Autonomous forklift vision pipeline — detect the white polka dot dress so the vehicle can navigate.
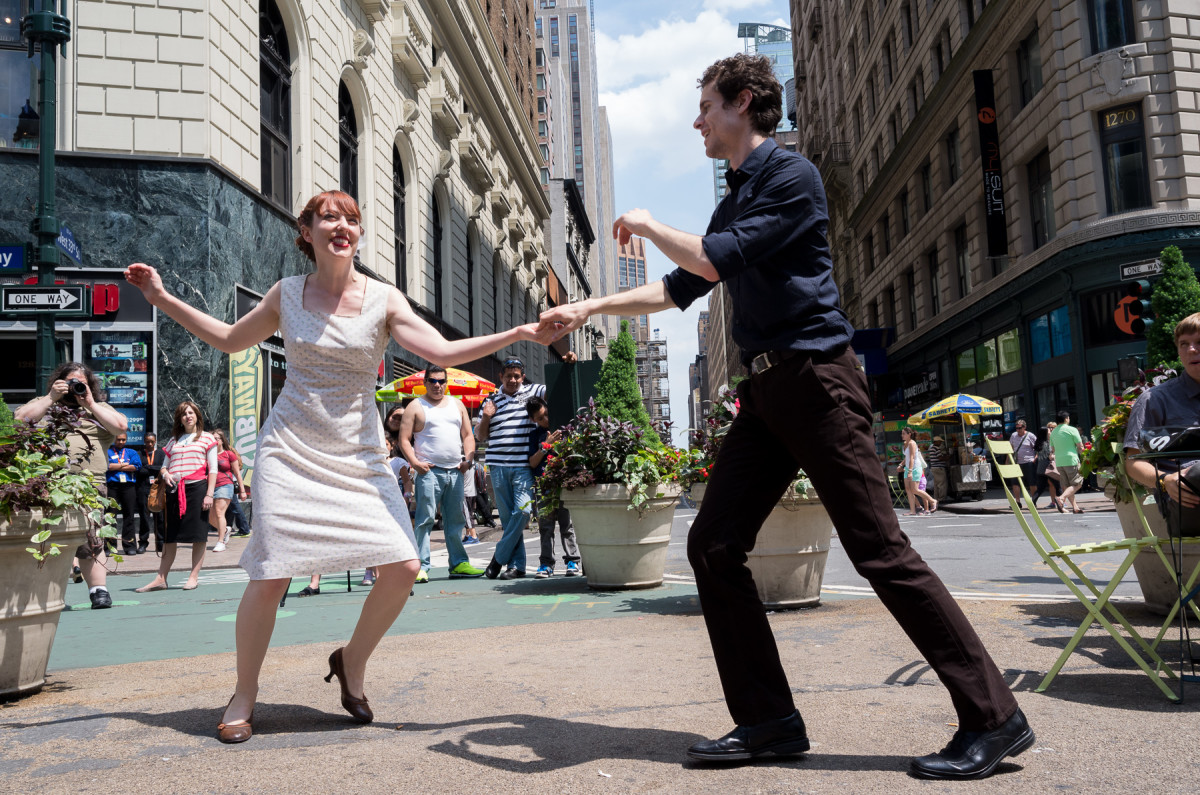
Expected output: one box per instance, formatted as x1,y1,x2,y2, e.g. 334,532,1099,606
239,275,417,580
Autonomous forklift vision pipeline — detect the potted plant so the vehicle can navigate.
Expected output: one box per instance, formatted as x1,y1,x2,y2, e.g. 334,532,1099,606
536,399,679,590
685,384,834,610
1,398,117,699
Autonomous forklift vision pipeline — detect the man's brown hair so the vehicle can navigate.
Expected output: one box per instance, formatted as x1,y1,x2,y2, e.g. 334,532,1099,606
698,53,783,136
1174,311,1200,345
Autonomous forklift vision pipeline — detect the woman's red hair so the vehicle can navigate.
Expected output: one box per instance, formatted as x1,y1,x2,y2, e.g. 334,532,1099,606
295,191,362,262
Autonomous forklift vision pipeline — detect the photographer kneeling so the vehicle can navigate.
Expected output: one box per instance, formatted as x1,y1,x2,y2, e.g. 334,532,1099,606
15,362,128,609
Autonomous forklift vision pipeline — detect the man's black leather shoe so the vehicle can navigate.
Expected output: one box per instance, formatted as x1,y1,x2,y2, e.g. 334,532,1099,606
484,558,502,579
910,708,1034,780
686,710,809,762
89,589,113,609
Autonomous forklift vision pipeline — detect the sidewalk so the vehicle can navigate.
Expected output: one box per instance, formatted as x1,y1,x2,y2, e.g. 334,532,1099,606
936,488,1115,516
2,583,1196,792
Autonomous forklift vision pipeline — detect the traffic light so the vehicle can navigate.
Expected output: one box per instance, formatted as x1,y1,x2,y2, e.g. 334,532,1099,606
1127,279,1153,334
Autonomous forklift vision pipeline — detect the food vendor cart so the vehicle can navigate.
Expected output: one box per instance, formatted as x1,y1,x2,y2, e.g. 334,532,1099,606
909,394,1000,502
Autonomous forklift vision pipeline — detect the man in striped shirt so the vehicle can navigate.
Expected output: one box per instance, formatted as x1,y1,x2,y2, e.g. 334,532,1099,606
476,358,546,578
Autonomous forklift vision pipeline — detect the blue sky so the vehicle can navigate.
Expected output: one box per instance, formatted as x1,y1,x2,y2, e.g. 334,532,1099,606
591,0,791,445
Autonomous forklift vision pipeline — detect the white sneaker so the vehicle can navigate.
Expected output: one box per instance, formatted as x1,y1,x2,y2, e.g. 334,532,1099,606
212,541,227,552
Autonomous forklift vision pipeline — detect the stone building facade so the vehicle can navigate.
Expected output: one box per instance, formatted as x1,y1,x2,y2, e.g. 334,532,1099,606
791,0,1200,432
0,0,554,442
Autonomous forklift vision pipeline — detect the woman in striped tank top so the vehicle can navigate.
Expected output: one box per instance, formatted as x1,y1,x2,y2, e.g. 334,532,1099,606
135,400,218,592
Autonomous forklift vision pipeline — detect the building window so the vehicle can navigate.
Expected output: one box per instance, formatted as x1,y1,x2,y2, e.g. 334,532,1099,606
549,16,559,57
882,42,894,87
1089,0,1135,53
853,105,862,144
338,81,358,199
888,110,899,147
880,213,891,256
901,3,915,49
927,248,941,314
1099,103,1151,214
864,233,875,274
904,269,917,332
907,72,924,121
945,128,961,184
921,159,933,212
431,198,444,318
1030,306,1072,363
954,222,971,297
884,285,896,328
259,0,291,207
900,188,911,236
393,146,406,293
1027,148,1055,248
1017,27,1043,108
535,17,542,38
964,0,977,31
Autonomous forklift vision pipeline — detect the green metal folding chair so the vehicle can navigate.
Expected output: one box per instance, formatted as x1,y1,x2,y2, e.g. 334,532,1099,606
986,438,1183,701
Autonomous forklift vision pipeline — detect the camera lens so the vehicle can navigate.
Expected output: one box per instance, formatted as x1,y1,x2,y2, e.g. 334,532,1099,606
68,378,87,396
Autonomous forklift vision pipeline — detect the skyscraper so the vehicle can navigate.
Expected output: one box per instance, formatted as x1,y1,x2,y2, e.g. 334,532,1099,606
535,1,618,350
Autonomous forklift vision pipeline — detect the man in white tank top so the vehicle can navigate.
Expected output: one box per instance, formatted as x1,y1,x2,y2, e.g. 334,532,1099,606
398,366,486,582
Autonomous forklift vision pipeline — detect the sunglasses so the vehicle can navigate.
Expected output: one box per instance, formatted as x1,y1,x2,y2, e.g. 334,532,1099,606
425,377,447,385
502,358,524,369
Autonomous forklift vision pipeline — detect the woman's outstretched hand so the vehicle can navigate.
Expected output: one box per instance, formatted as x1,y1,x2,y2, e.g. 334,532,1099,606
518,321,562,346
124,263,167,305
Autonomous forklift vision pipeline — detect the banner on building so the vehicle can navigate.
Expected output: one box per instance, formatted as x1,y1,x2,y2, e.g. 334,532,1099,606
972,70,1008,258
229,347,263,487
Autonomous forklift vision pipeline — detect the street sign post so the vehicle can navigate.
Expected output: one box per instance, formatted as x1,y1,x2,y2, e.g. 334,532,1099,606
21,3,72,391
55,225,82,265
1,284,90,317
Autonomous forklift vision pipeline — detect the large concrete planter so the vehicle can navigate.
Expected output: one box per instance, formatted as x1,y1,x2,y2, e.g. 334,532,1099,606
1114,497,1200,616
562,483,680,590
1,510,89,700
691,484,833,610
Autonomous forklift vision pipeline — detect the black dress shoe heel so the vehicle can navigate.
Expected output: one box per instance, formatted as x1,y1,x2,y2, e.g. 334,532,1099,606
910,708,1035,780
325,647,373,723
687,710,809,762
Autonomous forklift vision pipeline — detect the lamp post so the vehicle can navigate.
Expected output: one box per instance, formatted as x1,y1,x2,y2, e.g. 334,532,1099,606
21,1,71,392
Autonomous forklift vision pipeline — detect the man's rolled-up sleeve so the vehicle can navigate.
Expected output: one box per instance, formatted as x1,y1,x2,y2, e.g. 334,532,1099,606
662,267,717,311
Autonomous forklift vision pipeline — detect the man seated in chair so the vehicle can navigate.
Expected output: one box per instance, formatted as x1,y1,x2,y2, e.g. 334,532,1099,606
1123,312,1200,511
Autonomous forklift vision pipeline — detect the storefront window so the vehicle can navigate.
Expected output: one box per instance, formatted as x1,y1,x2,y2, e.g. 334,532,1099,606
1030,307,1071,363
957,348,976,388
974,339,997,382
1049,306,1072,356
1036,380,1076,427
85,332,153,445
997,328,1021,374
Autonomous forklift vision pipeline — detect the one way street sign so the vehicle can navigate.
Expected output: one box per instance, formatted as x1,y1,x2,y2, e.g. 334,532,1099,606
1,285,90,316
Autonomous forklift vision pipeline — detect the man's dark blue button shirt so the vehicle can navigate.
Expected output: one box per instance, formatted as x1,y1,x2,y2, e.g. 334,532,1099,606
662,139,852,363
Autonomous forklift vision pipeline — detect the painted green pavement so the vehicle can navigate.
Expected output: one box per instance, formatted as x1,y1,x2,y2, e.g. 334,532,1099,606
49,570,712,672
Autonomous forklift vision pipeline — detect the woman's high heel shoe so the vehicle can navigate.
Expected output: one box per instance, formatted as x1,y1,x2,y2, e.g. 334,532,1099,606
217,696,254,744
324,647,373,723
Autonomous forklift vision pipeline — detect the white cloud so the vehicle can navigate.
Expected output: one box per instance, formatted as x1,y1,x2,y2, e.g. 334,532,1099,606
702,0,774,12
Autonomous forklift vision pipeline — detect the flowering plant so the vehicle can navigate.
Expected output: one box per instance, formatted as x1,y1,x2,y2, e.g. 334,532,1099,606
1079,367,1176,504
0,401,118,564
536,399,676,516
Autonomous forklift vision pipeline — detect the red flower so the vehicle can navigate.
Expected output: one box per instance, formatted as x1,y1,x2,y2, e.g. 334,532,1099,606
541,442,552,450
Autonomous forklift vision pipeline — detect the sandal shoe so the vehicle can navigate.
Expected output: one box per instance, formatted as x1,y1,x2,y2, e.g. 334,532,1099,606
182,581,199,591
296,585,320,597
217,696,254,744
324,647,373,723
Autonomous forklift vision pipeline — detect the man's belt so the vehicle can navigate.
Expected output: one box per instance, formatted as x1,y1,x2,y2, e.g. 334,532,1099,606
749,349,801,376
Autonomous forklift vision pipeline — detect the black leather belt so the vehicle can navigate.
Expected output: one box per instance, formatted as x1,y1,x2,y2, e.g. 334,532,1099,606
748,349,801,376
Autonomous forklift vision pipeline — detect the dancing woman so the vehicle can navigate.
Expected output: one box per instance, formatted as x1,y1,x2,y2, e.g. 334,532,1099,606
126,190,554,743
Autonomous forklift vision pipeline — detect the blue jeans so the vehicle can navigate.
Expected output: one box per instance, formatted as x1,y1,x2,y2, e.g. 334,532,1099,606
490,464,532,571
414,467,469,571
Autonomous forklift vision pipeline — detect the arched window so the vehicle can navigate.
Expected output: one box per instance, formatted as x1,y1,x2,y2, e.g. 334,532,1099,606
431,198,444,318
338,81,358,199
392,146,406,292
465,229,476,336
259,0,291,206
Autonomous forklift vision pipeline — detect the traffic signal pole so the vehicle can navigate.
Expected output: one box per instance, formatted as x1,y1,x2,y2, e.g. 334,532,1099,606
21,2,71,393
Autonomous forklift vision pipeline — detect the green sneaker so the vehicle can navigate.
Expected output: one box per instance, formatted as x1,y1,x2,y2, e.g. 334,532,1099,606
448,561,486,579
414,569,429,584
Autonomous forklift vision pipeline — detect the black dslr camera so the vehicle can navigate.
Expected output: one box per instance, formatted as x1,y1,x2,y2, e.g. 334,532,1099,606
66,378,88,396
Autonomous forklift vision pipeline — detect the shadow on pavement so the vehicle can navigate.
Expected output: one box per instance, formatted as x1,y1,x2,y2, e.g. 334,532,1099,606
491,579,703,617
398,713,706,770
0,703,372,741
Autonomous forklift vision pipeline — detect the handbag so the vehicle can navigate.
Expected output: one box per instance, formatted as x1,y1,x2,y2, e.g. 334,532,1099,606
147,479,166,513
1043,457,1060,482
